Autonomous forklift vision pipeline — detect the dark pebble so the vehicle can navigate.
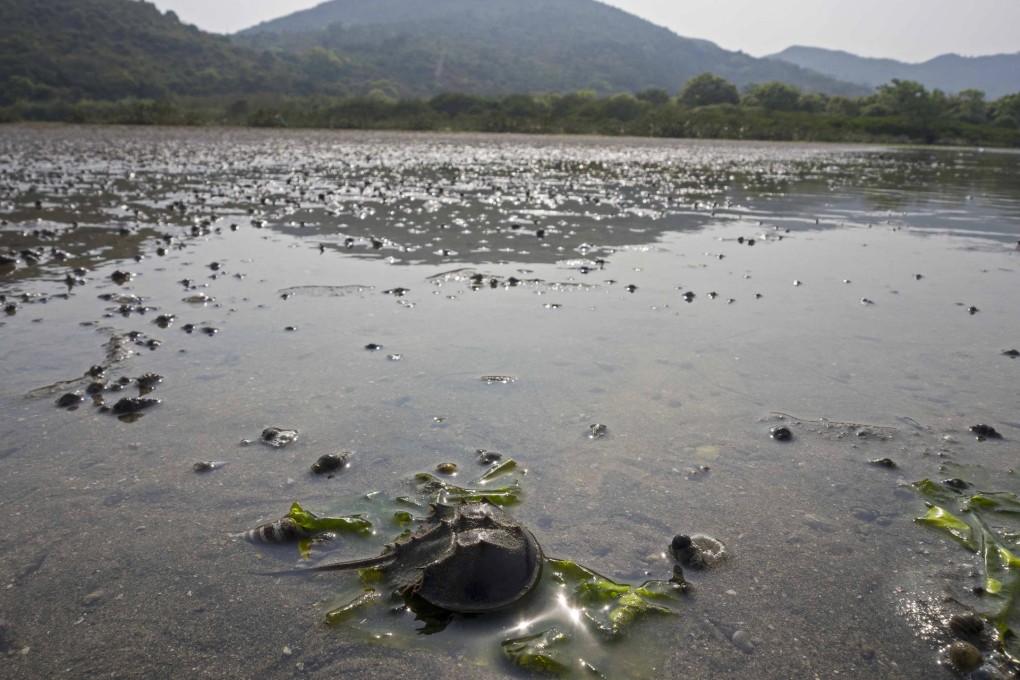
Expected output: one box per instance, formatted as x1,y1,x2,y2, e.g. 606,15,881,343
365,343,383,351
136,373,163,390
477,449,503,464
56,391,84,408
869,458,898,469
154,314,175,328
943,478,970,490
589,423,608,439
111,397,161,415
311,452,349,475
770,426,792,441
1002,349,1019,358
969,424,1001,439
671,534,693,553
261,427,298,448
948,612,985,639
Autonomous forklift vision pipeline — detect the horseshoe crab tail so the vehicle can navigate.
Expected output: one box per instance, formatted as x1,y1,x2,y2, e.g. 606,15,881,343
258,553,394,576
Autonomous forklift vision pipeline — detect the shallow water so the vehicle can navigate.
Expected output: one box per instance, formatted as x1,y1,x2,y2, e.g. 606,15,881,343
1,126,1019,679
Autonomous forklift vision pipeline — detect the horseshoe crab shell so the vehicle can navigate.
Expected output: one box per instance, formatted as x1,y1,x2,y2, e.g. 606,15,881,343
310,499,543,614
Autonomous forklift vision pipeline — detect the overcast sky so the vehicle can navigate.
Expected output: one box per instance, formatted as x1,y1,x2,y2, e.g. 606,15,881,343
150,0,1020,63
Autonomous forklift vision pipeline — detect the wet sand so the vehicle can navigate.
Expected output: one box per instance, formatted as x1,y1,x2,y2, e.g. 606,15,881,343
1,126,1018,679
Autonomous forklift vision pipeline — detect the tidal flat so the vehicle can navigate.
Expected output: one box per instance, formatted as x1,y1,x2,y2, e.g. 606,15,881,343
1,126,1019,679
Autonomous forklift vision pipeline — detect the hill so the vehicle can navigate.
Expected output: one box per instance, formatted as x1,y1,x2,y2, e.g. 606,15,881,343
768,46,1020,99
0,0,333,104
236,0,868,97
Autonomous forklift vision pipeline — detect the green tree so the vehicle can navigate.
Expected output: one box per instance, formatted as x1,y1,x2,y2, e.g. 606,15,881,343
874,79,936,119
603,93,644,121
826,95,860,118
679,73,739,108
500,93,543,118
742,82,802,111
635,88,670,106
798,93,828,114
949,89,988,125
302,47,345,82
991,93,1020,128
429,92,489,117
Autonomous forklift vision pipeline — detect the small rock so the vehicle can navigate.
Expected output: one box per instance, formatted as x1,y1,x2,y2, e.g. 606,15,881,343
193,461,227,473
81,590,105,606
588,423,608,439
1002,349,1019,358
311,453,349,475
869,457,898,469
732,630,755,654
56,391,85,408
477,449,502,464
261,428,299,448
948,612,985,639
110,397,160,415
436,462,458,475
669,533,727,570
770,426,792,442
969,424,1001,440
481,375,515,384
946,641,982,672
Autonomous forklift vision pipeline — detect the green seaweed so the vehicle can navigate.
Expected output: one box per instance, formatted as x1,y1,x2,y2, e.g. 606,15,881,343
913,478,1020,663
477,459,518,483
916,504,976,550
286,501,373,536
502,628,573,676
550,559,683,637
325,589,382,625
414,472,522,506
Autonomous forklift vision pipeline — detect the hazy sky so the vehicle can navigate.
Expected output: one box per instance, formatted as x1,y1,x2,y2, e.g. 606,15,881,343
151,0,1020,63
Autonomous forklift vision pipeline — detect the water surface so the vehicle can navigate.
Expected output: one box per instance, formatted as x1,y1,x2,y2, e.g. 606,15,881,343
1,127,1019,679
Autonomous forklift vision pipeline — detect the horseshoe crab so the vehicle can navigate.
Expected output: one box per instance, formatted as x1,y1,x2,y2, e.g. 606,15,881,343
304,500,543,614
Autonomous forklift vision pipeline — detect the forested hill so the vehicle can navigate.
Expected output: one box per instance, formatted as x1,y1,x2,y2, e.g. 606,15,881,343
0,0,331,103
769,46,1020,99
235,0,868,97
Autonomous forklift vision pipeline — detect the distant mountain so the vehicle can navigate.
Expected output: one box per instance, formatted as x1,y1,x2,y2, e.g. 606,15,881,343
0,0,332,103
236,0,868,97
768,46,1020,99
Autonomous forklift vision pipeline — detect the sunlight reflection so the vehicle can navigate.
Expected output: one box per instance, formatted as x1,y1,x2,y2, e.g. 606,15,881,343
557,591,584,626
511,585,589,635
